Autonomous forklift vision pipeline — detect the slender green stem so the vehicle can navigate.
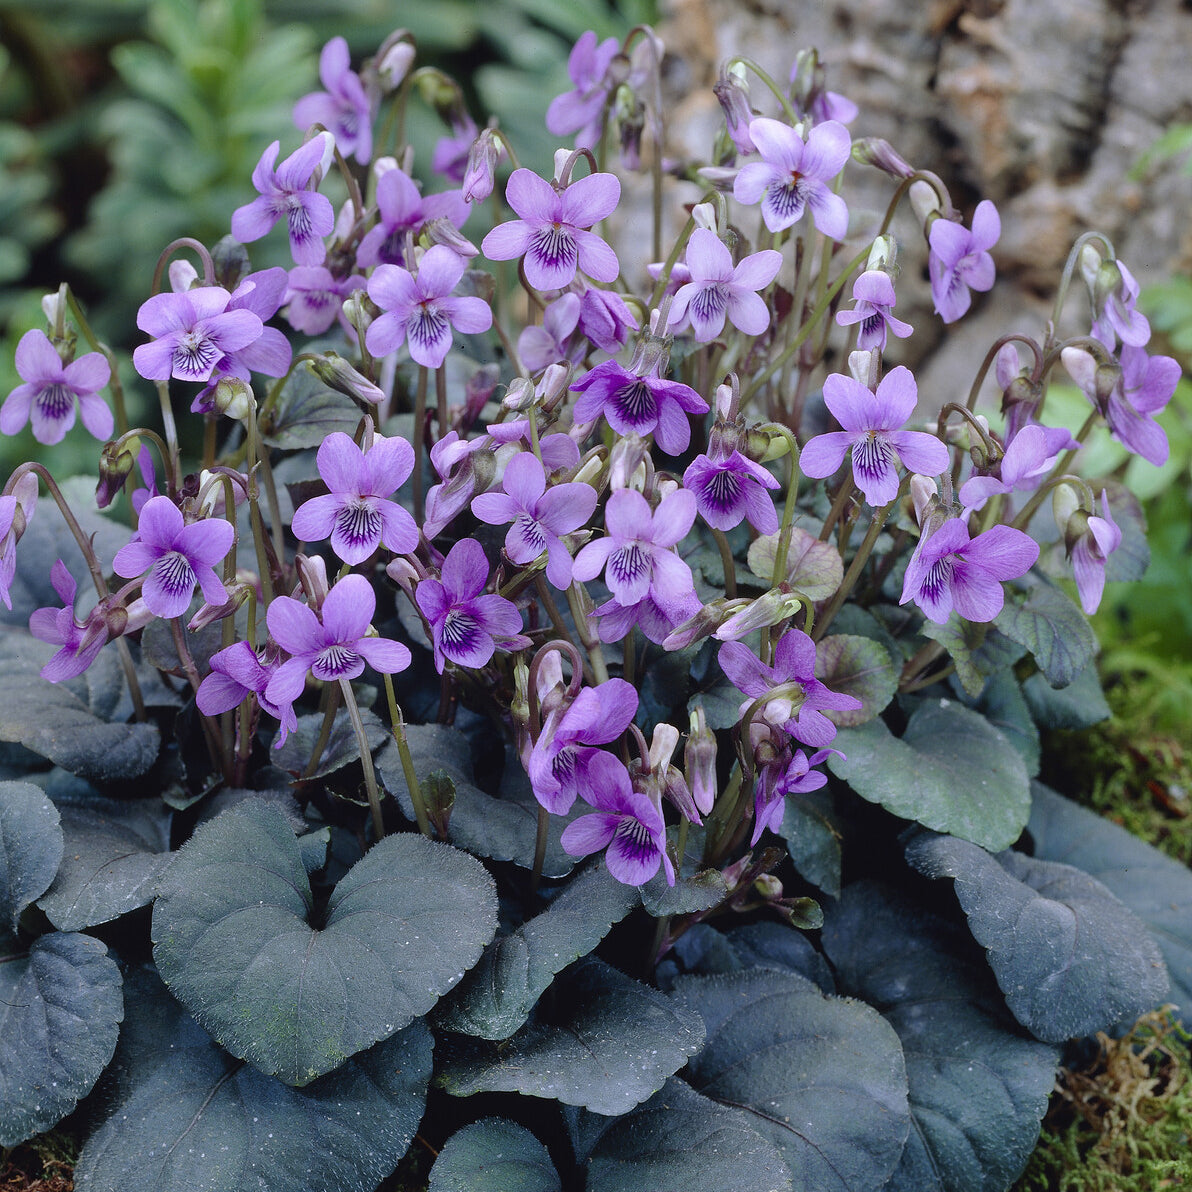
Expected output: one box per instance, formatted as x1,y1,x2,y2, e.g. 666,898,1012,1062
339,678,385,842
383,674,432,837
726,56,798,123
531,805,549,893
566,582,609,683
303,682,341,779
711,527,737,600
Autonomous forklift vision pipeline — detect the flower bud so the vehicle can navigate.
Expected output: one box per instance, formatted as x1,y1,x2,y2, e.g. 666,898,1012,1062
865,234,897,274
714,588,803,641
713,68,755,155
376,38,415,91
753,873,783,900
96,436,141,508
341,290,373,337
662,598,750,651
691,201,719,233
41,291,65,327
1051,482,1085,541
462,127,502,204
909,474,938,528
608,433,650,490
295,553,329,609
309,353,385,405
571,449,605,488
553,148,573,184
211,235,251,291
169,259,199,292
424,217,479,258
847,348,880,389
685,707,718,815
385,556,420,597
851,137,915,179
212,376,254,422
502,377,537,412
909,180,943,230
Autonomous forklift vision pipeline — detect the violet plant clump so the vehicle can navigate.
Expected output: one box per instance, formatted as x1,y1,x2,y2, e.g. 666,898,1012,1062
0,24,1187,1192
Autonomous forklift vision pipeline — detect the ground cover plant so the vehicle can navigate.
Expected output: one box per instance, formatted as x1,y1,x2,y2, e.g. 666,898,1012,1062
1,14,1190,1192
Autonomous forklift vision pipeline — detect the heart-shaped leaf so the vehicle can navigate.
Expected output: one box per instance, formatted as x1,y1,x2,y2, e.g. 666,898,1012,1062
75,966,431,1192
438,957,705,1115
748,527,843,600
905,832,1170,1042
37,793,171,931
672,968,909,1192
1022,663,1111,730
429,1119,561,1192
972,671,1040,776
829,699,1030,851
0,780,62,931
995,579,1096,688
153,800,497,1085
0,930,123,1146
814,634,896,727
259,363,362,449
657,922,836,995
822,882,1058,1192
778,787,843,897
920,618,1025,699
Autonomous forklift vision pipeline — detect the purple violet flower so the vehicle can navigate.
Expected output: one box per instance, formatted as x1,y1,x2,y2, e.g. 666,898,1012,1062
265,574,411,707
481,168,621,292
518,293,584,373
414,538,526,673
570,358,709,455
1069,489,1122,615
752,746,840,845
284,266,366,336
577,285,639,354
1062,343,1180,468
546,31,620,149
133,288,263,384
471,451,597,589
293,37,375,165
28,560,111,682
683,448,780,533
356,167,469,269
291,432,419,565
112,496,235,619
733,117,851,238
1,329,112,446
718,629,861,749
432,113,480,183
959,423,1075,511
196,640,297,745
1090,259,1150,349
900,516,1039,624
928,200,999,323
668,228,782,343
799,366,950,506
559,751,675,886
231,138,336,266
0,475,37,612
835,270,913,351
366,245,493,369
591,585,702,647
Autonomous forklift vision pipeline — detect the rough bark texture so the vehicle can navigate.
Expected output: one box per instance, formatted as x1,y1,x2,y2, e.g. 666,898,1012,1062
651,0,1192,407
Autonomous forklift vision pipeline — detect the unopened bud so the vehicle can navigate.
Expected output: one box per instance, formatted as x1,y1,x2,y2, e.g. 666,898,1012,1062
910,474,938,528
1078,242,1107,295
909,180,943,230
376,38,415,91
1051,482,1084,540
421,769,457,827
424,217,478,258
714,588,803,641
865,234,897,274
385,556,420,596
571,450,605,488
462,127,502,204
848,348,880,389
169,259,199,292
742,424,790,464
211,236,251,291
212,376,254,421
96,436,141,508
537,362,571,408
713,68,755,155
97,600,129,641
685,707,718,815
608,433,650,490
851,137,915,179
41,291,65,327
309,353,385,405
691,201,718,233
753,873,783,900
295,553,329,609
553,148,572,184
187,590,242,632
502,377,537,412
341,290,373,333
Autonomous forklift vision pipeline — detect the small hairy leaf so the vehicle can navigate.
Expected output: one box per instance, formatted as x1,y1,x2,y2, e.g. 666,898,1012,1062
748,527,843,600
920,618,1025,698
429,1119,561,1192
995,579,1097,688
0,780,62,931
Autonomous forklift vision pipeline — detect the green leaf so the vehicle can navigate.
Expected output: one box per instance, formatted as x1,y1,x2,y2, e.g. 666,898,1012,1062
905,832,1170,1042
37,793,171,931
1021,662,1111,730
152,800,497,1085
0,635,161,783
778,788,843,897
438,957,705,1115
273,707,390,778
814,634,897,727
822,882,1058,1192
0,780,62,931
0,930,123,1147
640,865,728,916
748,526,844,600
829,700,1031,851
673,969,909,1191
429,1119,561,1192
920,617,1025,698
659,922,836,995
75,967,431,1192
259,363,364,450
973,671,1040,777
995,580,1097,688
436,863,639,1040
587,1077,793,1192
1028,782,1192,1015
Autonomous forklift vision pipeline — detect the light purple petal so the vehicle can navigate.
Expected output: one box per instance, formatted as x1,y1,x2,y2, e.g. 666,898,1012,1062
355,637,412,674
888,429,949,477
322,573,375,642
798,430,852,479
950,564,1006,622
559,171,621,228
481,220,533,262
962,524,1039,581
367,263,420,313
718,640,772,698
196,670,250,716
442,538,489,601
443,294,493,335
536,481,597,534
112,539,160,579
805,183,849,240
730,248,782,292
650,488,697,547
559,812,618,857
378,502,419,555
416,245,467,298
265,656,311,708
747,118,802,169
15,329,62,382
684,228,733,283
176,517,235,567
291,493,340,542
725,289,771,337
800,120,851,179
266,595,326,656
504,169,559,224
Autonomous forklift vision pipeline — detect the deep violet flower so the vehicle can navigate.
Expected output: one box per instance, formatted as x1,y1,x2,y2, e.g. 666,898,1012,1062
576,285,639,354
29,560,111,682
928,200,1000,323
958,423,1074,511
283,266,367,336
718,628,862,749
471,451,597,589
732,117,850,238
834,270,913,351
195,640,297,745
683,448,780,533
265,574,411,708
231,137,336,266
900,516,1039,624
668,228,782,343
1,329,112,445
546,31,620,149
559,751,675,887
366,246,492,369
132,288,263,384
414,538,526,673
481,168,621,292
290,432,419,565
356,167,469,269
112,496,235,619
799,366,950,506
752,746,841,845
570,359,708,455
293,37,376,165
527,677,638,814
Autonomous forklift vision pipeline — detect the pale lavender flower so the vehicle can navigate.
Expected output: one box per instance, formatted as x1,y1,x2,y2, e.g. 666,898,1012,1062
293,37,375,165
559,752,675,887
471,451,597,589
28,561,111,682
266,574,411,707
590,585,702,647
835,270,913,351
713,70,756,155
959,423,1075,511
231,138,336,266
799,366,950,506
518,293,583,373
752,746,840,845
133,288,263,384
1062,343,1180,467
668,228,781,343
365,245,493,369
900,517,1039,624
291,432,419,565
196,640,297,745
284,266,366,336
462,128,505,204
546,31,620,149
432,113,479,182
112,496,235,619
1,329,112,445
683,448,780,532
356,167,469,269
414,537,526,673
0,475,37,611
928,200,999,323
1090,259,1150,349
481,168,621,291
733,117,850,238
570,359,708,455
576,285,639,353
1069,490,1122,615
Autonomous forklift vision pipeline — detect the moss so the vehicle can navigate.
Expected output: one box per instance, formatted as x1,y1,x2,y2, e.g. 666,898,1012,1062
1015,1008,1192,1191
0,1130,78,1192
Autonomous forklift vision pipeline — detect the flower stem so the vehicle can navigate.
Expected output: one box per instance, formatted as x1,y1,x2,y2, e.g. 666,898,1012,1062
339,677,385,843
383,674,432,837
